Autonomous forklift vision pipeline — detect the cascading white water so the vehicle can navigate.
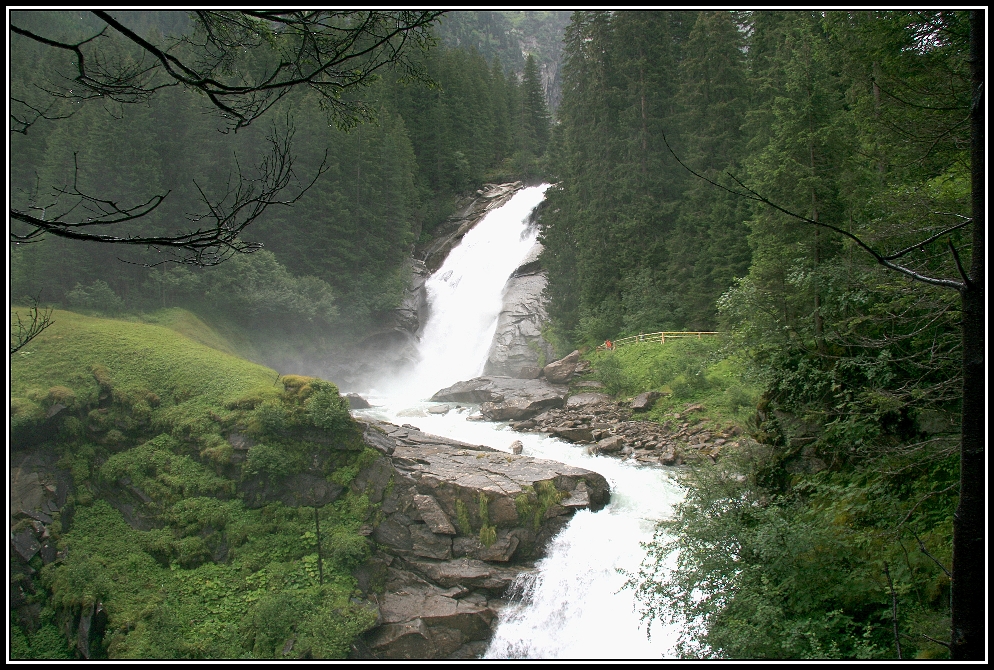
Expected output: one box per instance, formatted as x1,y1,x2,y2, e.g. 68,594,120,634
376,184,549,403
357,184,684,659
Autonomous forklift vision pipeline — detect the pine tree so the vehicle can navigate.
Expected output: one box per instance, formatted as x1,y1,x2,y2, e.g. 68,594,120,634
520,53,552,156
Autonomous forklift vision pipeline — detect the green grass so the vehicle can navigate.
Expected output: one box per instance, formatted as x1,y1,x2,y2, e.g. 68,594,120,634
10,308,283,446
11,307,278,411
588,337,761,429
10,307,377,659
138,308,250,359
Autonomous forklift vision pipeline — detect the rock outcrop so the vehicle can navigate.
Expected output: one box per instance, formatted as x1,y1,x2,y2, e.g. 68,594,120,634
419,182,525,273
395,258,430,334
351,419,610,659
483,241,555,378
542,350,581,384
430,376,569,421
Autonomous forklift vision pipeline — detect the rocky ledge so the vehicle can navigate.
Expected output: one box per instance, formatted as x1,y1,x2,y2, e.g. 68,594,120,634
350,419,609,659
430,376,569,422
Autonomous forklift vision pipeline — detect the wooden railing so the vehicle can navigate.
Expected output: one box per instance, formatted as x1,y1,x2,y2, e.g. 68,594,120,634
596,331,720,351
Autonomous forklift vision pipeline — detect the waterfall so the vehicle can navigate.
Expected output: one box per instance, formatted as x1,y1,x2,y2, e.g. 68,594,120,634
358,184,684,659
381,184,549,401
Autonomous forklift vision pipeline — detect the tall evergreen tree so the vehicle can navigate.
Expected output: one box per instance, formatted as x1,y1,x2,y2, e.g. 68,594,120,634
520,53,552,156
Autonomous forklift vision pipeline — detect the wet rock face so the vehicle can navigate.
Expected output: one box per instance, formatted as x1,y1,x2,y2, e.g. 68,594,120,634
484,242,556,378
361,564,504,660
395,258,430,334
351,419,610,659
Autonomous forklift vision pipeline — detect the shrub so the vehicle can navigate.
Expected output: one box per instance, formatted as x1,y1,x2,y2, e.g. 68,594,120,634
66,280,126,314
304,381,351,433
243,443,299,482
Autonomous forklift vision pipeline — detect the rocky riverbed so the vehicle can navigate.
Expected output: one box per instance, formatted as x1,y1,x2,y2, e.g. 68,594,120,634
426,350,749,469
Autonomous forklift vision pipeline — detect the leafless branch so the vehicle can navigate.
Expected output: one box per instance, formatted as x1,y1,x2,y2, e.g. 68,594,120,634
57,10,445,131
10,119,327,266
10,298,54,355
9,10,443,263
10,96,78,134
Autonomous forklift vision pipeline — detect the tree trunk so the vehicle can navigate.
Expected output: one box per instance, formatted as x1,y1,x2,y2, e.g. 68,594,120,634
949,9,984,660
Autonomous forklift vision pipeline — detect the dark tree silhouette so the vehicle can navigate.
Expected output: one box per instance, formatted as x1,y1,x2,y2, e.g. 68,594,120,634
661,10,983,659
9,10,444,265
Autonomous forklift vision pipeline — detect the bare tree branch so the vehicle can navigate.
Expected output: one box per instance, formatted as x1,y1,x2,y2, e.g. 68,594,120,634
660,131,968,291
10,10,445,132
11,119,327,267
10,298,54,355
9,10,444,265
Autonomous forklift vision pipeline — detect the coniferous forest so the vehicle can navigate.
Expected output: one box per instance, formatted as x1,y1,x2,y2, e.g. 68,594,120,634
8,10,984,660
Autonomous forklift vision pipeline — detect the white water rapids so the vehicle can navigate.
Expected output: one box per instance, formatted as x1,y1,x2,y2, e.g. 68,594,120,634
355,185,684,659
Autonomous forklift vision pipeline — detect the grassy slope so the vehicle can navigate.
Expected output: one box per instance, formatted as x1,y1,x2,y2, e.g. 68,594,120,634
11,307,275,408
10,308,376,660
586,336,760,431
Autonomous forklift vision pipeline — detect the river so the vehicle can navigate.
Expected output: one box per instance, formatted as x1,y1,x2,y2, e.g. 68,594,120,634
354,185,684,659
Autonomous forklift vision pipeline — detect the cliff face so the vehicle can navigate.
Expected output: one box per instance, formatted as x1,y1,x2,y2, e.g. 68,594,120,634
484,240,555,378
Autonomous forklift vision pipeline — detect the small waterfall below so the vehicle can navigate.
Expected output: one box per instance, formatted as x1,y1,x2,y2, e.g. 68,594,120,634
357,184,684,659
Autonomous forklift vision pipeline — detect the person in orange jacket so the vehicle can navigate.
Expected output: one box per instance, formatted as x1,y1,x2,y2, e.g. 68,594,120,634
605,339,613,350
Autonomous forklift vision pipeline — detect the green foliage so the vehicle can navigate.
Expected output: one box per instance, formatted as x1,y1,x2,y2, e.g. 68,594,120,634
10,309,378,659
66,280,126,315
454,499,473,535
204,250,338,326
590,338,760,426
479,524,498,547
101,435,233,503
240,586,377,659
303,381,352,433
242,443,302,483
330,447,381,489
628,447,956,659
514,481,569,531
10,618,73,660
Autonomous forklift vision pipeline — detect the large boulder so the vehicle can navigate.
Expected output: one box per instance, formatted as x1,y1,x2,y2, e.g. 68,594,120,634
431,376,568,421
351,419,612,659
542,350,581,384
631,391,661,412
483,242,556,378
